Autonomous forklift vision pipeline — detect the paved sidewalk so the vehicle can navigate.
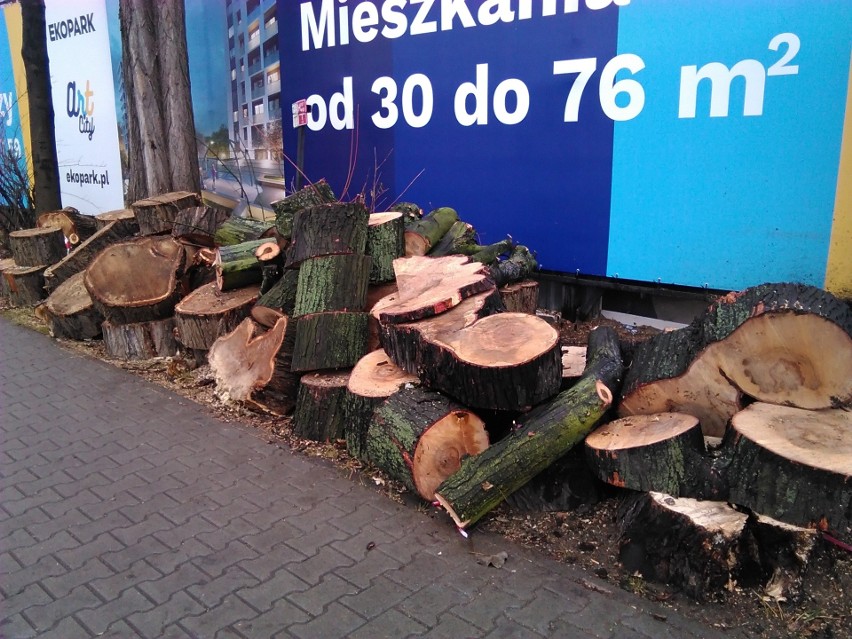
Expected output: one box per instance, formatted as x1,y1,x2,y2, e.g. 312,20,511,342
0,320,731,639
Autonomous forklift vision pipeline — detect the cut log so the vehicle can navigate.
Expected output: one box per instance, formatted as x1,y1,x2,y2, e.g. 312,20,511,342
390,201,422,225
94,208,139,236
469,239,514,265
344,348,418,461
9,227,66,266
499,279,539,314
618,492,750,601
41,271,103,340
750,513,818,603
1,263,46,306
255,241,282,263
44,221,127,292
366,281,398,352
585,413,727,500
291,311,369,372
490,245,539,288
367,212,404,283
171,206,230,247
374,255,495,324
271,179,336,239
619,283,852,436
294,254,371,317
174,282,260,351
404,207,458,256
260,264,282,294
84,236,186,324
285,201,369,268
293,371,352,441
208,316,298,415
427,221,476,258
255,268,299,316
132,191,201,235
214,239,268,291
102,317,179,360
251,305,286,330
727,402,852,534
434,326,624,528
562,346,587,381
213,216,278,246
367,386,489,500
37,207,97,245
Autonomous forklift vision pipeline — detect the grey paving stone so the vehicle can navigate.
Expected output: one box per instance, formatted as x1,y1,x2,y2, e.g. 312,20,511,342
289,601,367,639
178,594,260,638
0,614,38,639
285,573,356,617
347,607,428,639
20,584,104,634
31,615,92,639
285,546,354,586
235,566,311,613
414,611,485,639
126,590,208,638
397,583,472,628
188,565,260,609
41,558,112,599
231,600,310,637
87,558,164,601
340,574,413,619
75,586,156,635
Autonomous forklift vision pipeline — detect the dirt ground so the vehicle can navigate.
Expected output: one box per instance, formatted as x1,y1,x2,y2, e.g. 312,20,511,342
3,303,849,639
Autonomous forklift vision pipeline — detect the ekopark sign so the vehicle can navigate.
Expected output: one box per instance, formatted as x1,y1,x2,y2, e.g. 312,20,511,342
279,0,852,293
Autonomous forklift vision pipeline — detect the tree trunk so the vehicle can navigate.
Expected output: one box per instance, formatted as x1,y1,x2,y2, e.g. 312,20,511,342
84,236,186,324
285,201,370,268
94,209,139,236
404,207,458,256
255,268,299,316
19,0,62,213
291,311,369,372
294,254,371,317
427,221,476,258
174,282,260,351
1,262,46,306
490,245,538,288
344,348,418,461
367,212,404,283
9,227,65,266
132,191,201,236
293,371,352,442
367,386,489,500
214,216,278,246
434,326,624,529
40,271,103,340
214,239,268,291
102,317,179,360
271,179,336,239
44,221,127,292
499,279,539,314
172,206,230,247
37,208,98,245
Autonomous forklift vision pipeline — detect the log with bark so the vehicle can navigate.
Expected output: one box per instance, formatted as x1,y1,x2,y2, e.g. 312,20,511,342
214,239,268,291
291,311,369,372
174,282,260,351
285,201,369,268
293,254,371,317
208,316,298,415
367,212,404,283
9,226,66,267
367,386,489,501
94,208,139,236
292,371,351,441
366,281,398,352
84,235,186,324
44,221,127,292
619,283,852,436
433,326,624,529
404,207,458,256
132,191,201,235
271,179,336,240
344,348,418,461
499,279,539,314
254,269,299,318
102,317,179,360
489,245,539,288
213,216,278,246
426,221,476,258
172,206,230,247
0,262,46,306
40,271,103,340
37,207,97,245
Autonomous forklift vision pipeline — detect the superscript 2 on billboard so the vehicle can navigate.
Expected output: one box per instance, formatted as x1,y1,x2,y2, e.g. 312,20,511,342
279,0,852,292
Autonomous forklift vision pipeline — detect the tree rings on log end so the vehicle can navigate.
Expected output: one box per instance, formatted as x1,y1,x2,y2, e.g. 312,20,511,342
43,271,103,340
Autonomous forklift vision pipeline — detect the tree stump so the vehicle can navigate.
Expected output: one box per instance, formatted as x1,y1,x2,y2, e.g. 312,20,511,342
292,371,352,441
213,216,278,246
44,221,127,293
344,348,418,461
172,206,230,247
285,201,369,268
292,311,369,372
1,263,46,306
367,212,404,283
499,279,539,314
37,207,97,245
619,283,852,436
94,209,139,236
41,271,103,340
294,254,371,317
84,236,186,324
174,282,260,351
404,207,458,256
208,316,299,415
9,227,66,266
727,402,852,533
367,386,489,500
434,326,624,529
132,191,201,235
271,179,336,239
618,492,750,601
102,317,179,360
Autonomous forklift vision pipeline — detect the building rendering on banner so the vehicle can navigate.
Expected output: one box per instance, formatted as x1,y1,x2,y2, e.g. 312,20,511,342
226,0,282,166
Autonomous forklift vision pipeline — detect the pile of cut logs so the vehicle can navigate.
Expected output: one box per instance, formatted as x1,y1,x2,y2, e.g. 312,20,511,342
5,184,850,602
